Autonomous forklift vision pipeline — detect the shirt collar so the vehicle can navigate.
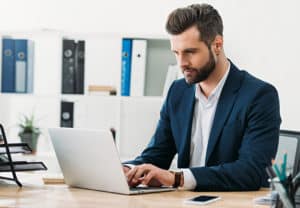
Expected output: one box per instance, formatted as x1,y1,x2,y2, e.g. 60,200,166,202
195,62,231,101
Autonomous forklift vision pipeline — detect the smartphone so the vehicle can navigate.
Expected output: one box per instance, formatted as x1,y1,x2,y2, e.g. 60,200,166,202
184,195,221,205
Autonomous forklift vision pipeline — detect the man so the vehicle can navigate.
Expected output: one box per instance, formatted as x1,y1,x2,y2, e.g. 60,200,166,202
123,3,281,191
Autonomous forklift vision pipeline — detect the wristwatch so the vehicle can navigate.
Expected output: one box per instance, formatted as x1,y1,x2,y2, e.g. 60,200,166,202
170,171,183,188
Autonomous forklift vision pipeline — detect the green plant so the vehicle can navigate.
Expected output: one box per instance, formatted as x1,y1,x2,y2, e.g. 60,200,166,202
18,114,41,135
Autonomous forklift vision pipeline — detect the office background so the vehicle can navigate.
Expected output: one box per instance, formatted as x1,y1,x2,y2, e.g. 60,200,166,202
0,0,299,171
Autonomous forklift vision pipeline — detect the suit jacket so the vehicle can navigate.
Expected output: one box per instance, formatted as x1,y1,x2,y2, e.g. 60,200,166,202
127,61,281,191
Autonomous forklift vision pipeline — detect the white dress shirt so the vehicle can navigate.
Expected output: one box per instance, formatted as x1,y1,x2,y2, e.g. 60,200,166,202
181,63,230,190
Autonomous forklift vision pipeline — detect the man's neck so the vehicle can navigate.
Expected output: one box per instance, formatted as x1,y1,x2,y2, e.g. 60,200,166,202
199,56,229,98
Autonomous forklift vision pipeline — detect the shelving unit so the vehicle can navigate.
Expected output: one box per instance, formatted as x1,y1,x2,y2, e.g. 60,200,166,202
0,30,176,166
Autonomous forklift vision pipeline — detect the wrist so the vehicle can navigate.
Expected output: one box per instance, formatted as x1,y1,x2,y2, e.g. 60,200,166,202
170,171,184,188
180,172,184,187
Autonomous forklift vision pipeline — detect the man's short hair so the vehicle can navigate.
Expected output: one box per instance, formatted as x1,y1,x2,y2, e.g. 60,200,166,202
166,4,223,46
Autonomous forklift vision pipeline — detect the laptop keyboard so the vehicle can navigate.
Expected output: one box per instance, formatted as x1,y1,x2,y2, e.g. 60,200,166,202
130,186,172,191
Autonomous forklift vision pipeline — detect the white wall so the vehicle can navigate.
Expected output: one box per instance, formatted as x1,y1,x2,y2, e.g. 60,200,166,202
0,0,299,131
118,97,162,159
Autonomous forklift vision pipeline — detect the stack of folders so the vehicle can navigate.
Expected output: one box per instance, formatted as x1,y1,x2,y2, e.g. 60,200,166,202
1,38,34,93
121,38,147,96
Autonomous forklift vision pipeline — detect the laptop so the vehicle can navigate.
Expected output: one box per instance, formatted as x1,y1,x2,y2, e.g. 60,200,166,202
48,127,176,195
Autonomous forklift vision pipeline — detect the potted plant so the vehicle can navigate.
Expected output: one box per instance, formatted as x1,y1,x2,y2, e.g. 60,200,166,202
18,114,41,153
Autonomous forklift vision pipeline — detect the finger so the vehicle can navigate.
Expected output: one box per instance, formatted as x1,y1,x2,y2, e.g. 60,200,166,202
126,167,137,183
122,166,130,174
128,178,141,187
141,171,155,185
133,165,149,180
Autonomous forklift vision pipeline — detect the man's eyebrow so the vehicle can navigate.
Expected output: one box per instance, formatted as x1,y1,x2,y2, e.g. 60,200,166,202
171,48,199,53
183,48,199,52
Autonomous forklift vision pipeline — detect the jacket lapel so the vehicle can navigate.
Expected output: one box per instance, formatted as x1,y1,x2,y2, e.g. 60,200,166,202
205,63,243,164
177,84,195,168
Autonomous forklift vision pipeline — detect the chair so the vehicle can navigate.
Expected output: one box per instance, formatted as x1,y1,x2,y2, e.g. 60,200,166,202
275,130,300,177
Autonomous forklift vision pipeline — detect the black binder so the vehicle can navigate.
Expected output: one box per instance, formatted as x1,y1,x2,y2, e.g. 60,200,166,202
74,40,85,94
0,124,47,187
62,39,85,94
60,101,74,128
62,39,76,93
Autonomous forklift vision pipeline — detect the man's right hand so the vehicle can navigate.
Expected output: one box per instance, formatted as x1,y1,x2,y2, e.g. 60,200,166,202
122,165,142,187
123,164,174,188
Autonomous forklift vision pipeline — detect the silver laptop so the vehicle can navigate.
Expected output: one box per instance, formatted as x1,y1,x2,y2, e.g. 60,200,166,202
48,127,175,195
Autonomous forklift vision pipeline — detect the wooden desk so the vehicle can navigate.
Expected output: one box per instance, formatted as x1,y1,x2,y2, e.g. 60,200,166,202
0,173,269,208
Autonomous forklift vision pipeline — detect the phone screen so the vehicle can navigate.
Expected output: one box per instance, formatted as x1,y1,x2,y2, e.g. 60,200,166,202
191,195,219,202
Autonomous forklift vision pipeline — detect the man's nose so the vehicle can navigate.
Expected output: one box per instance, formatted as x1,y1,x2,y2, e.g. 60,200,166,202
177,55,189,69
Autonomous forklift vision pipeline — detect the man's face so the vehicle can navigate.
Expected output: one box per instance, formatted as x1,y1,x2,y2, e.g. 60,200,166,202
170,26,216,84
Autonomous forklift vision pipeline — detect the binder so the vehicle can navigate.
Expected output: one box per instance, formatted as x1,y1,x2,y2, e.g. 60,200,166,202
62,39,85,94
130,39,147,96
1,38,16,92
60,101,74,128
62,39,76,93
26,40,34,93
121,39,132,96
74,40,85,94
14,39,28,93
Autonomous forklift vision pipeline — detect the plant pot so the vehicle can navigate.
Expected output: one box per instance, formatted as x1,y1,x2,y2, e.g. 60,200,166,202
19,132,40,153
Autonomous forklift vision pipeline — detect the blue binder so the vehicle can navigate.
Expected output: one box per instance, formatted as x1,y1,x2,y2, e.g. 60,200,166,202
1,38,16,92
14,39,28,93
121,39,132,96
26,40,34,93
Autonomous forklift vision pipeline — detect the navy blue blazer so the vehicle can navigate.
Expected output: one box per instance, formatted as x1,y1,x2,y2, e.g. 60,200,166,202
127,61,281,191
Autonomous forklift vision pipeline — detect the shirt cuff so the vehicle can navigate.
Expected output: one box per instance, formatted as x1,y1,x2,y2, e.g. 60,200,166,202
181,168,197,190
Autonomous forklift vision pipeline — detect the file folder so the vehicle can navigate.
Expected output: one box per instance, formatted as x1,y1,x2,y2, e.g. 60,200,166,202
62,39,76,93
60,101,74,128
130,39,147,96
74,40,85,94
62,39,85,94
26,40,34,93
121,39,132,96
1,38,16,92
14,39,28,93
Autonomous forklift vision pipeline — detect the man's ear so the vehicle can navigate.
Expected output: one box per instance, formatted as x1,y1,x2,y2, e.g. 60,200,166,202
213,35,223,55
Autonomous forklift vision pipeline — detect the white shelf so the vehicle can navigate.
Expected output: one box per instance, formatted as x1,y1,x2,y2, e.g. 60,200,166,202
0,30,172,161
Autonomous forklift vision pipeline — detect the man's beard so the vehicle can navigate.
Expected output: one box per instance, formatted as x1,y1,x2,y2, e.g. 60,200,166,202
184,49,216,84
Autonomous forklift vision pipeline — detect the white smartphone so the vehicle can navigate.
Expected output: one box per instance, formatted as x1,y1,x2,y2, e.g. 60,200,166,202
184,195,221,205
